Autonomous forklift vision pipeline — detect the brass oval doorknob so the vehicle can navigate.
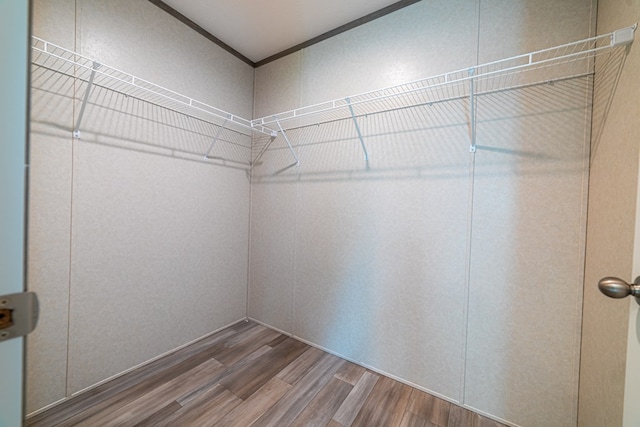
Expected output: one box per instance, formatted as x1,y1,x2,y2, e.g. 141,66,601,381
598,276,640,305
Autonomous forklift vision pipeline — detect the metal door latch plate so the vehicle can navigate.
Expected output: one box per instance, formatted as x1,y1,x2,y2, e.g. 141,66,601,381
0,292,39,342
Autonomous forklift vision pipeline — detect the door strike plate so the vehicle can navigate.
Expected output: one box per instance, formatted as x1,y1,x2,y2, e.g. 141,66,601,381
0,292,39,342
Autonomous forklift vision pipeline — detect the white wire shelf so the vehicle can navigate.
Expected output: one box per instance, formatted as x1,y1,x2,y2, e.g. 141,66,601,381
250,25,635,171
30,25,635,171
31,36,275,138
252,25,636,132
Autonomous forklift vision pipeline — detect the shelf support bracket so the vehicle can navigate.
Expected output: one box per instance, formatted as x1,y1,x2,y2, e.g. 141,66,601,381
346,97,369,163
274,118,300,170
203,119,228,159
73,61,100,139
251,131,278,167
468,68,477,153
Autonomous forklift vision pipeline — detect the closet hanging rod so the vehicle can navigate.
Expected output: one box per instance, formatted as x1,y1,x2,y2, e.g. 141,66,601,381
31,36,275,137
252,24,636,129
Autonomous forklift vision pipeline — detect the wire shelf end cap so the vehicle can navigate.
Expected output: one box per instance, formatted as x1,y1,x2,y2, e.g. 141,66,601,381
612,25,636,47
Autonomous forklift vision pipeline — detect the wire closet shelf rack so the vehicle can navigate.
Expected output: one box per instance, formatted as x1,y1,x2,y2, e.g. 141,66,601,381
31,36,277,169
31,25,636,169
31,36,275,136
250,25,636,168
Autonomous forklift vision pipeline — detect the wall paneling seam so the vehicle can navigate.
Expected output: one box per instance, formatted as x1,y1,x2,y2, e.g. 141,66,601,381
63,0,80,399
459,0,482,405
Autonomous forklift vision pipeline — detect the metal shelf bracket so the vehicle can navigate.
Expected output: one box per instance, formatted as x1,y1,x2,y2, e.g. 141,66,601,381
469,68,477,153
73,61,100,139
346,97,370,163
203,119,228,160
251,133,278,168
274,118,300,172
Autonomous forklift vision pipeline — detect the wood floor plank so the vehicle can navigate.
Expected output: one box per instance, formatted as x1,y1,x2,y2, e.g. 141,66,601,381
447,405,508,427
333,361,366,385
351,375,413,427
332,371,379,426
150,384,229,427
167,386,242,427
430,398,451,427
213,377,292,427
265,333,289,348
251,352,345,427
56,350,227,427
186,324,268,367
447,405,471,427
276,346,326,385
132,400,182,427
407,388,451,426
469,413,507,427
186,391,242,427
206,323,266,350
176,344,273,406
399,411,428,427
220,336,309,400
289,377,353,427
26,320,255,427
74,358,227,426
213,327,282,366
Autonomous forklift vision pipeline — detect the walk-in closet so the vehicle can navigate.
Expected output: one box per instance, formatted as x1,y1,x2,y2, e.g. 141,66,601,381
18,0,640,426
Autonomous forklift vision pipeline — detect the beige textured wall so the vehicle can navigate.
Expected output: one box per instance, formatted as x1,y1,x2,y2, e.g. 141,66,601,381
27,0,77,413
251,0,478,404
579,1,640,426
27,0,254,414
250,1,596,426
26,0,628,424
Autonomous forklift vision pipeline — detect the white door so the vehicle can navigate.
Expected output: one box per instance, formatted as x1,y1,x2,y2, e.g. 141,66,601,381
0,1,30,426
625,172,640,426
623,298,640,426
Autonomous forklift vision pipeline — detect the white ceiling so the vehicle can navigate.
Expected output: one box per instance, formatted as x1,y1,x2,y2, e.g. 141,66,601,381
160,0,402,63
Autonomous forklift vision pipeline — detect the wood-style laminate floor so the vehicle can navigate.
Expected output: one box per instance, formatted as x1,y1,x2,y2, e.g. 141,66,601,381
27,320,507,427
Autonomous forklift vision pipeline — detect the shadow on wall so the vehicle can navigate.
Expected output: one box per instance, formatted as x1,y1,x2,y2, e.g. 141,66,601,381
251,75,594,184
251,98,471,183
590,45,631,160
